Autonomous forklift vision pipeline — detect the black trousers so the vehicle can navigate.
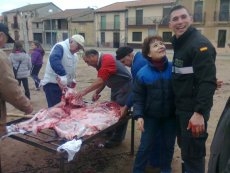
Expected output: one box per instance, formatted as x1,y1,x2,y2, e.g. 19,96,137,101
31,64,42,88
17,78,30,99
176,110,209,173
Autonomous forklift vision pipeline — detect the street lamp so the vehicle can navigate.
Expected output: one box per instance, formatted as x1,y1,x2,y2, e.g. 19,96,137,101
48,9,53,46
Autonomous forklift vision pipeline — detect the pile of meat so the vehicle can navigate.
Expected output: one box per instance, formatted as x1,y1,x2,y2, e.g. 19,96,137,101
14,88,122,140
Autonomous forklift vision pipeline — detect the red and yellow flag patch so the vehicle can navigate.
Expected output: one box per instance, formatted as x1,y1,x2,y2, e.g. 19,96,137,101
200,47,208,52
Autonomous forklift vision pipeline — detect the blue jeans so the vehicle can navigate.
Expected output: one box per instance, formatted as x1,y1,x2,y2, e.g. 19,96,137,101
43,83,62,107
133,116,176,173
148,131,161,167
31,64,42,88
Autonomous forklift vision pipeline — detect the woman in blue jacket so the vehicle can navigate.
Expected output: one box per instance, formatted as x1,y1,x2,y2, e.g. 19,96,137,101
132,35,176,173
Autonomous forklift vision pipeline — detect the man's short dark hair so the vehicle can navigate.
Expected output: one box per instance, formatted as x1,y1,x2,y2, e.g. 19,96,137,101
169,5,190,16
84,49,99,57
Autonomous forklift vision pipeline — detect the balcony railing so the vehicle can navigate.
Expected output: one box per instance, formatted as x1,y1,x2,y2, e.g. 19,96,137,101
214,11,230,22
11,23,20,29
193,12,205,24
98,22,121,31
127,16,167,26
97,16,171,30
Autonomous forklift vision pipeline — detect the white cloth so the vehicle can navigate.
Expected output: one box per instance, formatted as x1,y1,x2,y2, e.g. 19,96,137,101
0,125,27,141
58,75,68,86
57,139,82,162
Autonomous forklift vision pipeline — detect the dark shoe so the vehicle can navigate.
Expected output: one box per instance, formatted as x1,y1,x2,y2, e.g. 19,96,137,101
145,166,161,173
36,88,40,91
104,140,121,148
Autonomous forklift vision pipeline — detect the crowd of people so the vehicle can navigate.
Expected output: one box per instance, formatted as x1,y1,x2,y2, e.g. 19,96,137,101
0,4,228,173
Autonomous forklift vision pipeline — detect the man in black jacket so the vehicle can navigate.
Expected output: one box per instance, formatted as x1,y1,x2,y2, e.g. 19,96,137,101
208,97,230,173
169,5,217,173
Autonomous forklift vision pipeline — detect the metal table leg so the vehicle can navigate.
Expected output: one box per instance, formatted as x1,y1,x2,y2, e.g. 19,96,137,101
59,155,65,173
131,118,135,155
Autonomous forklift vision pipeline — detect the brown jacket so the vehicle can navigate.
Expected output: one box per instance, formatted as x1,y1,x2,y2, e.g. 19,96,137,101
0,50,32,136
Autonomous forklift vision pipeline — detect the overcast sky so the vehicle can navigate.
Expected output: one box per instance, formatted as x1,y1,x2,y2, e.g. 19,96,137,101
0,0,132,14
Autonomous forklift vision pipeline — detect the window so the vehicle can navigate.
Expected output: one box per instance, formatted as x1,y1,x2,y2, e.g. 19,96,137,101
33,33,42,43
132,32,142,41
136,9,143,25
4,16,8,24
217,30,226,48
62,33,68,40
79,33,85,38
101,32,105,44
14,30,19,41
113,32,120,48
12,15,19,28
162,32,172,42
101,16,106,30
194,1,203,22
114,15,120,30
162,7,171,25
219,0,230,21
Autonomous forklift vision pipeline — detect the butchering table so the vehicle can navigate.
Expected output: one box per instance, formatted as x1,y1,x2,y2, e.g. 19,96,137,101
6,111,135,173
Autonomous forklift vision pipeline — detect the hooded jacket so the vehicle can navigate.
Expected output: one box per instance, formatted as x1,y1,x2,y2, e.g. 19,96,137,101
9,51,32,79
31,48,43,65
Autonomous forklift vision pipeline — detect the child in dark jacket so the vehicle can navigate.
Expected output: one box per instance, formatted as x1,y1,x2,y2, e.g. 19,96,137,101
30,41,45,90
132,36,176,173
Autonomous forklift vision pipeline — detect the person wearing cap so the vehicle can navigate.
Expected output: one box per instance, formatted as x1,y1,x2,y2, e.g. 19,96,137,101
116,46,148,115
0,23,33,171
40,34,84,107
75,49,132,148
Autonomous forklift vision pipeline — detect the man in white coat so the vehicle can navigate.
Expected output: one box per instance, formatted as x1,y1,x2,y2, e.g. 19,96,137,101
41,34,84,107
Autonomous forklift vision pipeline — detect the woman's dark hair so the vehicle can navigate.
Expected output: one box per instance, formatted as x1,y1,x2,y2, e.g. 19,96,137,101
12,41,26,53
33,40,45,56
142,35,163,60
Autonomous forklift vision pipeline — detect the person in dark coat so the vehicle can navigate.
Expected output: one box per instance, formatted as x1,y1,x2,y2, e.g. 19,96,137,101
169,5,217,173
208,97,230,173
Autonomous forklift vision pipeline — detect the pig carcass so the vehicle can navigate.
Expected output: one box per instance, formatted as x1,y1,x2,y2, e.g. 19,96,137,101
54,101,122,140
14,87,122,140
